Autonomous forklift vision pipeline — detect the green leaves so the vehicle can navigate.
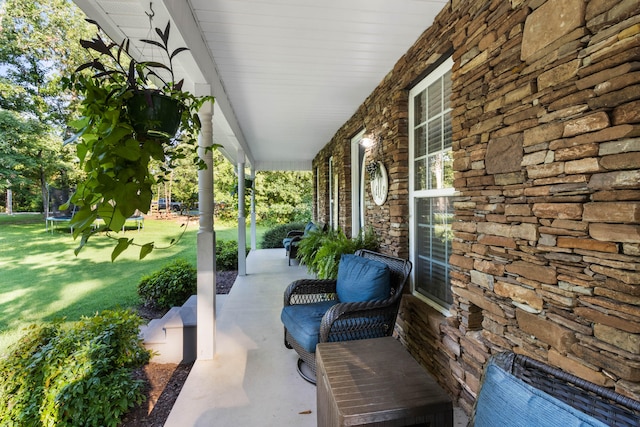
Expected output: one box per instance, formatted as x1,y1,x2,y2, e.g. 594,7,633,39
111,238,132,262
297,227,380,279
0,310,150,426
62,19,217,261
137,259,196,310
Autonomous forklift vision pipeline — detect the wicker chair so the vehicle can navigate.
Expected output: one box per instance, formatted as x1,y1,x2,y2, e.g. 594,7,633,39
474,351,640,427
282,221,318,265
281,249,412,384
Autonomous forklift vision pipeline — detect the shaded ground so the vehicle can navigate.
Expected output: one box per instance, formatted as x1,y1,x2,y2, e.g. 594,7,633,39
120,270,238,427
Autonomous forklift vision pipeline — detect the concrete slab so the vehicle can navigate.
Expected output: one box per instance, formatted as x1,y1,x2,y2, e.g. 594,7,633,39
165,249,316,427
165,248,469,426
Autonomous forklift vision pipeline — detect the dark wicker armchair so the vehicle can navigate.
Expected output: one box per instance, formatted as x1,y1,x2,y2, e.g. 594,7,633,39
474,351,640,426
281,249,412,383
282,221,318,265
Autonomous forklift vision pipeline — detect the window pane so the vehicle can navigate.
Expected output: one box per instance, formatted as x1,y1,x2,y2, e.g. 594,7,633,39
428,153,442,190
442,151,454,188
414,125,426,157
427,117,442,154
443,70,452,111
428,78,442,117
414,196,453,307
443,113,452,150
414,89,426,125
414,158,427,191
416,197,431,224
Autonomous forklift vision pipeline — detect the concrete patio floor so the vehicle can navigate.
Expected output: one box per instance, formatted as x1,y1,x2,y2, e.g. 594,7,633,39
165,248,468,426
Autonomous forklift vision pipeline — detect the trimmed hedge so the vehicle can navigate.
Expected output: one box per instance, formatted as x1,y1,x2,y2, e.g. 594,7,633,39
216,239,249,270
137,259,196,310
261,222,306,249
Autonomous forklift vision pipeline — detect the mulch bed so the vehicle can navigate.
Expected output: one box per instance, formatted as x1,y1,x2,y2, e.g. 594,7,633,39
120,269,238,427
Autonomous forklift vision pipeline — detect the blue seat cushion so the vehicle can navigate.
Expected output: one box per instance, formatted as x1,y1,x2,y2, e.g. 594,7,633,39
281,300,338,353
474,360,608,427
283,222,317,249
336,254,390,303
283,237,293,250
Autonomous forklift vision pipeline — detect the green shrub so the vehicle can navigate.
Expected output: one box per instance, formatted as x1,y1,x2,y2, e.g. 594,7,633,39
0,309,150,427
261,222,306,248
298,227,379,279
138,259,197,310
216,239,250,270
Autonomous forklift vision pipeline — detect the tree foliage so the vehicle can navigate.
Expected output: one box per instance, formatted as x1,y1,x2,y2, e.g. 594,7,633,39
210,152,313,225
0,0,92,125
254,170,312,225
0,108,75,212
0,0,92,213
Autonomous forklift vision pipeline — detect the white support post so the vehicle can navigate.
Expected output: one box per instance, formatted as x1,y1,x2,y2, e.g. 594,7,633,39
237,150,247,276
196,87,216,360
250,167,257,251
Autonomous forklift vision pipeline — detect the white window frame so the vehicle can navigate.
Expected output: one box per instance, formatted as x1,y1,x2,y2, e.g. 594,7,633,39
315,166,320,220
329,156,338,230
351,130,366,238
409,57,455,316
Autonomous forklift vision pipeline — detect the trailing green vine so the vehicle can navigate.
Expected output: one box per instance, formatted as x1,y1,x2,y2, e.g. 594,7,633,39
63,20,217,260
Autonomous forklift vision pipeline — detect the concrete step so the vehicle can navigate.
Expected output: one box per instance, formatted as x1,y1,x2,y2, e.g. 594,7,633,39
140,297,197,364
140,294,228,364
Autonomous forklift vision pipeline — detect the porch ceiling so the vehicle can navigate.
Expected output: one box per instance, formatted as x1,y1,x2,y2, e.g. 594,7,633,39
73,0,448,171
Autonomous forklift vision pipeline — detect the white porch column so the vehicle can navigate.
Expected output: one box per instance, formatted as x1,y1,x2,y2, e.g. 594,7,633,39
196,88,216,360
237,150,247,276
250,167,257,250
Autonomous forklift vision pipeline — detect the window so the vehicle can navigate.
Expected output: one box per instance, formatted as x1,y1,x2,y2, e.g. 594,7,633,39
409,57,454,312
351,130,366,237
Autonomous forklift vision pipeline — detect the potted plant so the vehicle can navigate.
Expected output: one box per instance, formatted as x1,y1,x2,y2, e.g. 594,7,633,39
63,19,215,260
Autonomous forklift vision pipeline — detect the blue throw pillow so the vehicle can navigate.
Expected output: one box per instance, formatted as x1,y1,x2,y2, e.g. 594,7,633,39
474,361,609,427
336,254,390,303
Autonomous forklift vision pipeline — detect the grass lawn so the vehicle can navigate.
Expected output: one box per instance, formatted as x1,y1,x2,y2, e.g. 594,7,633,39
0,213,267,355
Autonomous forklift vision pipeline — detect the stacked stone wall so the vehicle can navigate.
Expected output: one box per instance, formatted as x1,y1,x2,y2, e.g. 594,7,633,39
314,0,640,414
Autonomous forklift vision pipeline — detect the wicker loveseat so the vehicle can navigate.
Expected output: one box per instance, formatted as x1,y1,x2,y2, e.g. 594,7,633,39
281,249,412,383
472,351,640,427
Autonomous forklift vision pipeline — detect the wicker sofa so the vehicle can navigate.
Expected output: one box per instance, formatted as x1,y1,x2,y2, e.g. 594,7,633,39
472,351,640,427
281,249,411,383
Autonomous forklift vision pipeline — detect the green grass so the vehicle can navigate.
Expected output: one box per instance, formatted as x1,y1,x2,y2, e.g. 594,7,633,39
0,213,267,355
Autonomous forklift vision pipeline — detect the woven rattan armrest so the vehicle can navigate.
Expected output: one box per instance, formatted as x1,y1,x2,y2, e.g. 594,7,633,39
283,279,337,306
285,230,304,238
319,296,399,343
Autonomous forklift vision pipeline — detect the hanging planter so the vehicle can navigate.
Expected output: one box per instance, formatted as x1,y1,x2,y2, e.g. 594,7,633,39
127,91,183,139
63,19,216,260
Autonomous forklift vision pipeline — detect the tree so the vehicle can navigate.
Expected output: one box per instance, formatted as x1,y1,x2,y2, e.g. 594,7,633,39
254,170,312,225
0,0,91,125
213,150,239,222
0,0,92,214
0,109,73,213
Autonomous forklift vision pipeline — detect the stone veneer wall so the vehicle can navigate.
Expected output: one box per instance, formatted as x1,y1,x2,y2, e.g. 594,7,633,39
313,0,640,414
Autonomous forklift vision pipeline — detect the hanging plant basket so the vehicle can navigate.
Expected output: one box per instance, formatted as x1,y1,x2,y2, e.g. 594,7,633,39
127,91,183,139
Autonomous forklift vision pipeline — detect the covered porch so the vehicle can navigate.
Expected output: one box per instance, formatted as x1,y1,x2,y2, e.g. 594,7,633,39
164,248,468,426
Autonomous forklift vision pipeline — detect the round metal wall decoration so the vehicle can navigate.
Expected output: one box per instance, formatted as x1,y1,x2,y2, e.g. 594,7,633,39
370,161,388,206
